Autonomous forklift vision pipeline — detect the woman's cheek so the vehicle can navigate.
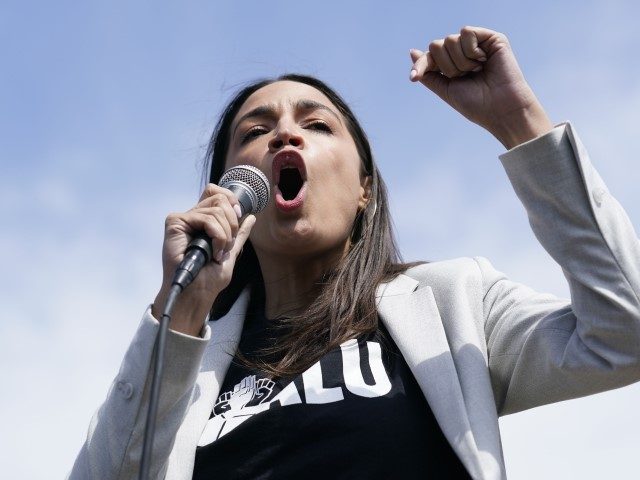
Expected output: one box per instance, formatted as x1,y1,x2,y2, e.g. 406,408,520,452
326,189,359,232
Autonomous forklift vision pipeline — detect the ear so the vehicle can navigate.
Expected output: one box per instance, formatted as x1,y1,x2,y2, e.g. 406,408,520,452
358,175,373,211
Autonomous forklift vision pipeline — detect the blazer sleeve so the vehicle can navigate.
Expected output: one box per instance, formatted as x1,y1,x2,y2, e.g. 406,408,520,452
68,307,211,480
478,122,640,416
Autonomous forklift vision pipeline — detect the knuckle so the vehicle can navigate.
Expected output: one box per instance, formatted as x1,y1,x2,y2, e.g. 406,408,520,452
212,213,230,234
165,213,179,226
208,221,224,240
226,192,239,207
211,205,224,217
428,39,443,51
213,192,230,205
460,26,473,35
444,34,458,45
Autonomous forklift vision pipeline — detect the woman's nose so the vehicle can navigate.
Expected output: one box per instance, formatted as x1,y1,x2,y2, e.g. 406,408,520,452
268,126,304,152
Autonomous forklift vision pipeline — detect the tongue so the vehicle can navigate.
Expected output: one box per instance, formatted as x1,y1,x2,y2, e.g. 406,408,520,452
278,169,303,200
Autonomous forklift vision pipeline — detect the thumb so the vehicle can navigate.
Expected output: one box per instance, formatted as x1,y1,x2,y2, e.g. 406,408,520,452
419,71,450,103
409,48,423,64
409,49,440,82
409,48,429,81
229,214,256,258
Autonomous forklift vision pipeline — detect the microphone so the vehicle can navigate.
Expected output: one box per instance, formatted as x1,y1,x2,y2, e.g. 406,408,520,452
171,165,270,290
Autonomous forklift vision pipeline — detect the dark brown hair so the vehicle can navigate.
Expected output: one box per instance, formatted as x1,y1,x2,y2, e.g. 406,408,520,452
203,74,420,378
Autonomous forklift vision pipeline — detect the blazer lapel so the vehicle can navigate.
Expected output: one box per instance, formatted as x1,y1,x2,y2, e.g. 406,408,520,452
376,275,481,477
199,286,251,405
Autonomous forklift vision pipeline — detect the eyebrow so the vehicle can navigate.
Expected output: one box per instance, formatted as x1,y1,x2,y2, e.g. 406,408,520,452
232,99,342,138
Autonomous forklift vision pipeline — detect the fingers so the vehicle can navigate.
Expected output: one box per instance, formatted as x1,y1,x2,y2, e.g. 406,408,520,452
199,207,235,250
167,210,232,261
444,34,482,73
409,47,449,99
410,49,438,81
409,26,491,81
194,195,240,237
459,26,487,62
461,25,504,48
430,38,463,78
226,214,256,260
198,183,242,218
165,184,246,262
195,185,243,254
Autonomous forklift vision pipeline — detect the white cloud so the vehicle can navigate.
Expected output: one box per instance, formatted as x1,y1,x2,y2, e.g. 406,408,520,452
0,169,175,478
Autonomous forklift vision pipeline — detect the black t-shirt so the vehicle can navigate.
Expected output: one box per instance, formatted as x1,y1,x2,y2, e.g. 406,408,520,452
193,292,471,479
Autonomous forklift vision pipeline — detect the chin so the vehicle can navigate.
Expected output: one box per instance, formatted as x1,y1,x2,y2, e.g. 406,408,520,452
255,217,343,258
271,216,314,244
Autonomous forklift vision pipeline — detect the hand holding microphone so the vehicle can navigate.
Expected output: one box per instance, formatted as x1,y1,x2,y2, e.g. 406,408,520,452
152,165,270,336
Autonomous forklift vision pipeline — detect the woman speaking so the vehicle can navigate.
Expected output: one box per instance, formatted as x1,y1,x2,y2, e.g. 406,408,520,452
70,26,640,479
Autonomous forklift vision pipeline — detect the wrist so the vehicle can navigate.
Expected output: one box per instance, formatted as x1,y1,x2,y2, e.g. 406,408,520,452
151,282,172,319
152,284,214,337
491,102,554,150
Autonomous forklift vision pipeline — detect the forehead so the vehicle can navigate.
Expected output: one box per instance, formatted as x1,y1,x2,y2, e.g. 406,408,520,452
235,80,338,119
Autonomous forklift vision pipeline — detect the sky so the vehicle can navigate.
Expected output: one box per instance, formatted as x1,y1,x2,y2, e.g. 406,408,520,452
1,0,639,478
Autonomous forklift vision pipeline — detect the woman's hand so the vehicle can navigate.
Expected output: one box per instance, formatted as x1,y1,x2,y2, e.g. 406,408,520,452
409,26,553,149
152,184,256,336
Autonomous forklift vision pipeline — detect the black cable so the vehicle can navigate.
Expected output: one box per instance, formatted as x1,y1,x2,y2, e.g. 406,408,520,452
138,282,182,480
138,238,212,480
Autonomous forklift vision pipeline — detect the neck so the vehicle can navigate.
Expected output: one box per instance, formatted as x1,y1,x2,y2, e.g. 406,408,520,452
255,242,350,319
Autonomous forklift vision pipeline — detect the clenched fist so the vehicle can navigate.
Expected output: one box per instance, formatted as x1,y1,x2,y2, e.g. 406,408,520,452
409,26,553,149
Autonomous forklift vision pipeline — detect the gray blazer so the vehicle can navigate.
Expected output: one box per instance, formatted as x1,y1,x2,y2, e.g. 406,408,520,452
69,123,640,480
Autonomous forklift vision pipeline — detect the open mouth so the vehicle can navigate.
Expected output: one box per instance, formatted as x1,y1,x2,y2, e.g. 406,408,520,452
278,166,304,200
272,150,307,212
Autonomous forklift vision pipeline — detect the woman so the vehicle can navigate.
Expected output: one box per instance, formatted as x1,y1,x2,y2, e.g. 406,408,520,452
70,26,640,479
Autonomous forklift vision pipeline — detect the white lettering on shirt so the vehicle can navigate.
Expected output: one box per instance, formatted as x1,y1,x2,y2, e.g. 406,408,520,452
198,339,392,446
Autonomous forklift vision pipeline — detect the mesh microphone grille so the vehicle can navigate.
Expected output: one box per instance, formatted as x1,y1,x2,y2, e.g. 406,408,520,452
219,165,270,213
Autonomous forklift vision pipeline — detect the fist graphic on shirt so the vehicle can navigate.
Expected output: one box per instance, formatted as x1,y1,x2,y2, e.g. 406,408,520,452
227,375,258,412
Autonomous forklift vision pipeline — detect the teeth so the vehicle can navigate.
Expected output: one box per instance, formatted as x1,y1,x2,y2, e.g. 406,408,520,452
282,165,297,170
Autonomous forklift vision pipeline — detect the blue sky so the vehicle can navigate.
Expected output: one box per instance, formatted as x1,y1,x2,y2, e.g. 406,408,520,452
2,1,639,478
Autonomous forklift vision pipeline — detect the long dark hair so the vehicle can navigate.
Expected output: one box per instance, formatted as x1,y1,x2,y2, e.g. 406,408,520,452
203,74,420,378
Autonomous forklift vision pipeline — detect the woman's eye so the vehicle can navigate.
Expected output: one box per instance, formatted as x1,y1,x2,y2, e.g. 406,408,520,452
306,121,332,133
241,127,268,144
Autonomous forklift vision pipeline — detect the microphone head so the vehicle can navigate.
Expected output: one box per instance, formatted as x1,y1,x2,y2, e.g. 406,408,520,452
219,165,270,215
